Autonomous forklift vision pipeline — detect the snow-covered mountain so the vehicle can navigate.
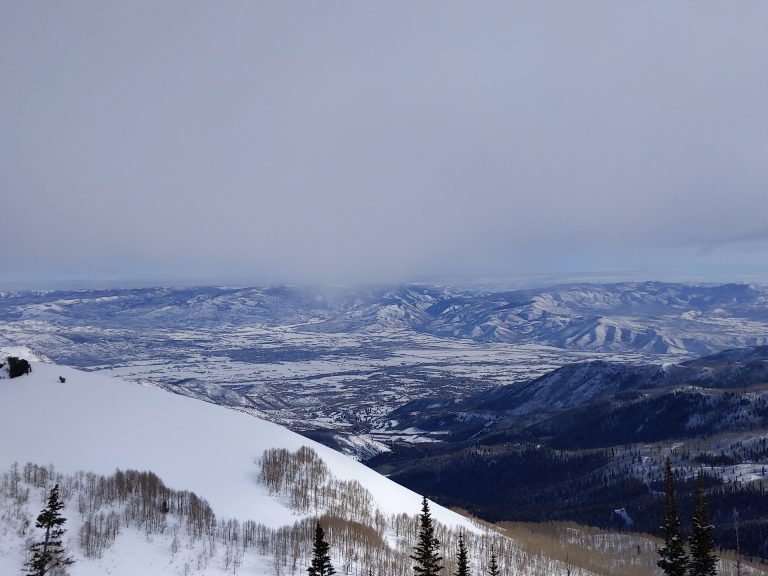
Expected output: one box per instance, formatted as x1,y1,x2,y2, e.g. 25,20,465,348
2,282,767,355
369,346,768,560
384,345,768,440
0,361,456,523
0,358,491,576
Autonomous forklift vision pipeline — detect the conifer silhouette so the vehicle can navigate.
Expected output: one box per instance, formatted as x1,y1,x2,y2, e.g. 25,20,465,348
657,459,689,576
411,496,443,576
307,521,335,576
24,483,74,576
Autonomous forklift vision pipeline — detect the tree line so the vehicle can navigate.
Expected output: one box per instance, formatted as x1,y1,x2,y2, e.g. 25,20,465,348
2,456,589,576
8,449,739,576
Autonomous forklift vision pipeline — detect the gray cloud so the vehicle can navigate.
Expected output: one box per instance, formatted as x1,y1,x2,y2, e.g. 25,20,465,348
2,1,768,287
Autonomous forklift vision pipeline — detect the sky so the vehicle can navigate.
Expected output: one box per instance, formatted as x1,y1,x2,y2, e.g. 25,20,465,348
1,1,768,289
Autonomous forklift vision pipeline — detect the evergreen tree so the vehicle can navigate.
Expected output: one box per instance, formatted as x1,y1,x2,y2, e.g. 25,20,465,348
657,459,689,576
24,483,74,576
307,521,335,576
689,476,718,576
454,532,469,576
487,547,500,576
411,496,444,576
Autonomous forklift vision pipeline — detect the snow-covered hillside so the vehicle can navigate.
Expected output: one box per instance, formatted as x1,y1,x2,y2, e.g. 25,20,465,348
0,361,464,525
0,359,486,576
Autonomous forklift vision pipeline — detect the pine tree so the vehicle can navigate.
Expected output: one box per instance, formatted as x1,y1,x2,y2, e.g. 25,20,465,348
411,496,444,576
24,483,74,576
657,459,689,576
487,547,500,576
307,521,335,576
454,532,469,576
689,476,718,576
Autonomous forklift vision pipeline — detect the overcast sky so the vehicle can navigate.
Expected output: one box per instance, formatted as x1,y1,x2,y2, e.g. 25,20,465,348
2,1,767,288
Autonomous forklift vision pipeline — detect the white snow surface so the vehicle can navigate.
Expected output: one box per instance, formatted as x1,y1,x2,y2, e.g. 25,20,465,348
0,361,473,531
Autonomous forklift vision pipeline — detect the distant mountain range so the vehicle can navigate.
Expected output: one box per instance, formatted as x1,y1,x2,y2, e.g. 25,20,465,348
2,281,768,355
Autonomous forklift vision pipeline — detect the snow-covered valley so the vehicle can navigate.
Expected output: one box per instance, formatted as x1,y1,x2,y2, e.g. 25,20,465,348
4,282,766,455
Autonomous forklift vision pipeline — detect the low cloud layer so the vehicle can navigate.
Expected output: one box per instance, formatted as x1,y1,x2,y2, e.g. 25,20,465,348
2,2,767,287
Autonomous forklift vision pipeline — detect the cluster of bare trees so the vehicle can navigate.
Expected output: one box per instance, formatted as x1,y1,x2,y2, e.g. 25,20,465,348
0,464,217,561
259,447,378,525
256,447,586,576
79,510,119,558
1,455,587,576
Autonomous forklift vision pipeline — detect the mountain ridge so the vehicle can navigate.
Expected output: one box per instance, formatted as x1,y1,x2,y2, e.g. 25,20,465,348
367,345,768,558
3,281,768,355
383,345,768,439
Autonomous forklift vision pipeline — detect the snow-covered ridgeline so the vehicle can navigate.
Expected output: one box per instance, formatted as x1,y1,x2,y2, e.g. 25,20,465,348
0,361,466,527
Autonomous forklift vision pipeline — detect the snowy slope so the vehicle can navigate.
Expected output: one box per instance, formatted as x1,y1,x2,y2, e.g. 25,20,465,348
0,361,470,526
0,359,479,575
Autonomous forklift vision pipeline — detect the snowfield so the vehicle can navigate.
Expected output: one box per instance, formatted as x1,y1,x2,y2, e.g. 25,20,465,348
0,359,478,575
0,360,473,526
